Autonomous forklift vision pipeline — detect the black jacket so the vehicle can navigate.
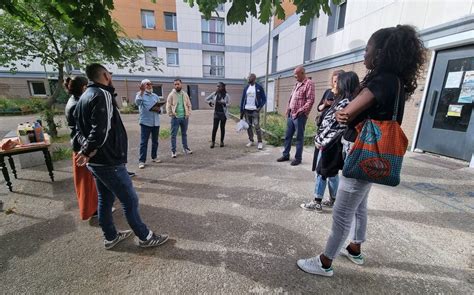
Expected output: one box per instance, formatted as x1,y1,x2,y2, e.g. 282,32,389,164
65,95,79,144
316,133,344,178
73,83,128,165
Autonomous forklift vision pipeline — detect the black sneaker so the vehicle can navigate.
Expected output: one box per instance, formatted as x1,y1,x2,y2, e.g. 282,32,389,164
128,171,136,178
291,159,302,166
104,230,133,250
139,233,169,248
322,198,335,207
300,200,323,213
277,156,290,162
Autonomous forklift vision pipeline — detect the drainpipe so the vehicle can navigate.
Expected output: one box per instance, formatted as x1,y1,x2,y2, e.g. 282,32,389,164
263,18,272,128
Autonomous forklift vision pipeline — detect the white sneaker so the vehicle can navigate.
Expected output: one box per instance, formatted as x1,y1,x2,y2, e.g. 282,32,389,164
171,152,177,158
152,158,161,163
138,162,145,169
340,248,365,265
257,142,263,150
183,148,193,155
246,142,254,147
297,255,334,277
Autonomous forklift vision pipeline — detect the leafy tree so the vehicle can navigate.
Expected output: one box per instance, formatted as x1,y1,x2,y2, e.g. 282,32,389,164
185,0,339,25
0,1,162,137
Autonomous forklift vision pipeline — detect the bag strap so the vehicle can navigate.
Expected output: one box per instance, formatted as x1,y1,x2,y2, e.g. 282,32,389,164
392,78,401,121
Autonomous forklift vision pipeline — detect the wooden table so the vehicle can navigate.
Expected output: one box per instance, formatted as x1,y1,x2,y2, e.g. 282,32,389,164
0,136,54,192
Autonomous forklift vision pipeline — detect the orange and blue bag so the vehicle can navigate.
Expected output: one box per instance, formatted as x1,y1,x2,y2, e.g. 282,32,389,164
342,83,408,186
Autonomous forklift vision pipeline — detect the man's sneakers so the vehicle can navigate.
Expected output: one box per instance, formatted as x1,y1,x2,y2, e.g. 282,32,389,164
138,162,145,169
139,233,169,248
127,171,136,178
297,255,334,277
171,152,177,158
183,148,193,155
104,230,133,250
322,198,335,207
290,159,302,166
340,247,365,265
152,158,162,163
257,142,263,150
246,141,254,147
300,200,323,212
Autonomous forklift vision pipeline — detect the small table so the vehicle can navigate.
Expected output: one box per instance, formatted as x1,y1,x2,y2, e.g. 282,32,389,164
0,135,54,192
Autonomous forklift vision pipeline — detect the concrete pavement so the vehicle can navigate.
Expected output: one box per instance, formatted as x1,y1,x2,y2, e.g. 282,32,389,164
0,110,473,294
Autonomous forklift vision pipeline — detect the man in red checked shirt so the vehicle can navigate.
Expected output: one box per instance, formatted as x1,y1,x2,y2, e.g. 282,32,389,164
277,66,315,166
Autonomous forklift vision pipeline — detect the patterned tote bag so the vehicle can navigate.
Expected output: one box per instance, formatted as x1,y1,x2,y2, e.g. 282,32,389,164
342,82,408,186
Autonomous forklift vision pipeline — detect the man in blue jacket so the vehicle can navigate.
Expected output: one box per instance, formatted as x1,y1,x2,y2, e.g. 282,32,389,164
240,73,266,150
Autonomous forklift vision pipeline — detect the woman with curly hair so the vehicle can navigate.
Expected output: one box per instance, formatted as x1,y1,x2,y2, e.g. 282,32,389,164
297,25,425,277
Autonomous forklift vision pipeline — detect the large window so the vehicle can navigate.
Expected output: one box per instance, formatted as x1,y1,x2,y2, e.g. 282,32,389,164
203,52,224,77
28,81,47,96
166,48,179,66
201,17,224,45
141,10,155,29
327,0,347,34
144,47,157,65
164,12,177,31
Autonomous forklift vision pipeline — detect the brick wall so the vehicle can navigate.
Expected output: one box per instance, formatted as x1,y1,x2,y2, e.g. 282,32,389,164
0,78,48,99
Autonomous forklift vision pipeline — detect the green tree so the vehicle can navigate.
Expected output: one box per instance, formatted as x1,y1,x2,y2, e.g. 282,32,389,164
185,0,339,25
0,1,162,137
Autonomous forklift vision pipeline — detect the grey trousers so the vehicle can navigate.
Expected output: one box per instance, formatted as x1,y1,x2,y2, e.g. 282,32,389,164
245,110,262,143
323,174,372,259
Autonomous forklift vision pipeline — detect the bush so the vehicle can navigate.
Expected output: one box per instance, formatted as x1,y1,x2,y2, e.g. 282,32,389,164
0,97,46,114
262,112,317,146
51,146,72,162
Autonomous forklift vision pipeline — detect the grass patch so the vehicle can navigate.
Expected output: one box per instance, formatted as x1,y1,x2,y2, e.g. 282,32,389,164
228,105,240,116
51,134,70,144
160,127,180,139
121,104,139,114
0,97,46,114
51,146,72,162
263,112,316,146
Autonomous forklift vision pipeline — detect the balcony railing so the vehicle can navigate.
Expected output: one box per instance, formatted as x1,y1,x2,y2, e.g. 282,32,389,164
202,31,224,45
203,65,225,77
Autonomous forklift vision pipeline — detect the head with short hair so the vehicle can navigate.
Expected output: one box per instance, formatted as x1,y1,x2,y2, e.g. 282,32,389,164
336,71,360,99
85,63,113,86
68,76,89,98
247,73,256,85
173,78,182,92
293,66,306,82
363,25,425,97
141,79,153,92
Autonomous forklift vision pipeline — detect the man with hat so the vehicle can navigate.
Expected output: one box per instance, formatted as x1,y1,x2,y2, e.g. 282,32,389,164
135,79,162,169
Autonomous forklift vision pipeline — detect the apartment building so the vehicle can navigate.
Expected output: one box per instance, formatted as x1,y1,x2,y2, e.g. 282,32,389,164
0,0,473,162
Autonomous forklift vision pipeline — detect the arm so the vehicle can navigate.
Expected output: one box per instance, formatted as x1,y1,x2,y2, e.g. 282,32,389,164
135,92,144,106
240,87,247,119
79,94,112,157
185,93,192,117
206,92,215,107
166,93,173,116
335,88,376,124
259,84,267,109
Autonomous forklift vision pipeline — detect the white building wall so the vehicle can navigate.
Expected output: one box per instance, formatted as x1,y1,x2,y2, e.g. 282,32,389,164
225,52,250,80
176,0,202,44
276,20,306,71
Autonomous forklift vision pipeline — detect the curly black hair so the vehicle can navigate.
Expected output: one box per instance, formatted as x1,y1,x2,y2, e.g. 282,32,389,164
361,25,426,98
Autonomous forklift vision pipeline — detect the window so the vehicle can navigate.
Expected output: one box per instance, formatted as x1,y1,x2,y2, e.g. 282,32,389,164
201,17,224,45
166,48,179,66
310,38,317,60
216,3,225,12
327,0,347,34
309,18,318,60
144,47,157,66
164,12,177,31
28,81,47,96
203,52,224,77
152,85,163,97
141,10,155,29
272,35,279,73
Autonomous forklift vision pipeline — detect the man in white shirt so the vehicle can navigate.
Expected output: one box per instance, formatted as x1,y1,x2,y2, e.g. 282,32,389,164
239,73,267,150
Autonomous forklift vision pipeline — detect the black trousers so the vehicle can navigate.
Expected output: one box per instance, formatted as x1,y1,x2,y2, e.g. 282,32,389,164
212,113,227,143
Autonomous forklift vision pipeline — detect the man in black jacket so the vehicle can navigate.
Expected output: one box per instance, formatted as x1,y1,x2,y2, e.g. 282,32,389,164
74,63,168,250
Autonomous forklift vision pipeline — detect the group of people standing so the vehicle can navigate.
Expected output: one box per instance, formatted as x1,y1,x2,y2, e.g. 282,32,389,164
64,24,425,278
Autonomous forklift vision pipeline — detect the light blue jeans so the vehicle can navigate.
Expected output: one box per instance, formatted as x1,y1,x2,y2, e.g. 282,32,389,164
323,174,372,260
314,149,339,200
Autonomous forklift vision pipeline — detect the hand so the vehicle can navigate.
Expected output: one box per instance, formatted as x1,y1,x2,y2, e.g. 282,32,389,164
240,113,244,120
335,110,349,124
315,142,321,149
75,152,90,167
139,83,145,94
324,99,333,107
209,102,214,107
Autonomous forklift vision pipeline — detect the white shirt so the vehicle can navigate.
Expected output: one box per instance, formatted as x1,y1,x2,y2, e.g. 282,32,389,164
244,85,257,110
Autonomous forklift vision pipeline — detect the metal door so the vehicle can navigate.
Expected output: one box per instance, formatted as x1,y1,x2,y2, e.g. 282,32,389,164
417,45,474,161
187,85,199,110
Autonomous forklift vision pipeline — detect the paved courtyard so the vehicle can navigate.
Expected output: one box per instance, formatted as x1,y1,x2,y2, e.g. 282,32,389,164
0,111,473,294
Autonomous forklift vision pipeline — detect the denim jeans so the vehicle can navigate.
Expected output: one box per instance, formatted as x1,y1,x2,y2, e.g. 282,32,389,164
323,175,372,259
171,117,189,153
139,124,159,163
282,114,307,161
87,164,150,241
314,149,339,199
244,110,262,143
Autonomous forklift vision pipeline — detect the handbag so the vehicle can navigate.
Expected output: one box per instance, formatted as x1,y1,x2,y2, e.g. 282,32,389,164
342,81,408,186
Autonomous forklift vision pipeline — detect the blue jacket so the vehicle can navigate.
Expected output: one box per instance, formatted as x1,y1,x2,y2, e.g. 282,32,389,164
240,83,267,114
135,91,161,127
